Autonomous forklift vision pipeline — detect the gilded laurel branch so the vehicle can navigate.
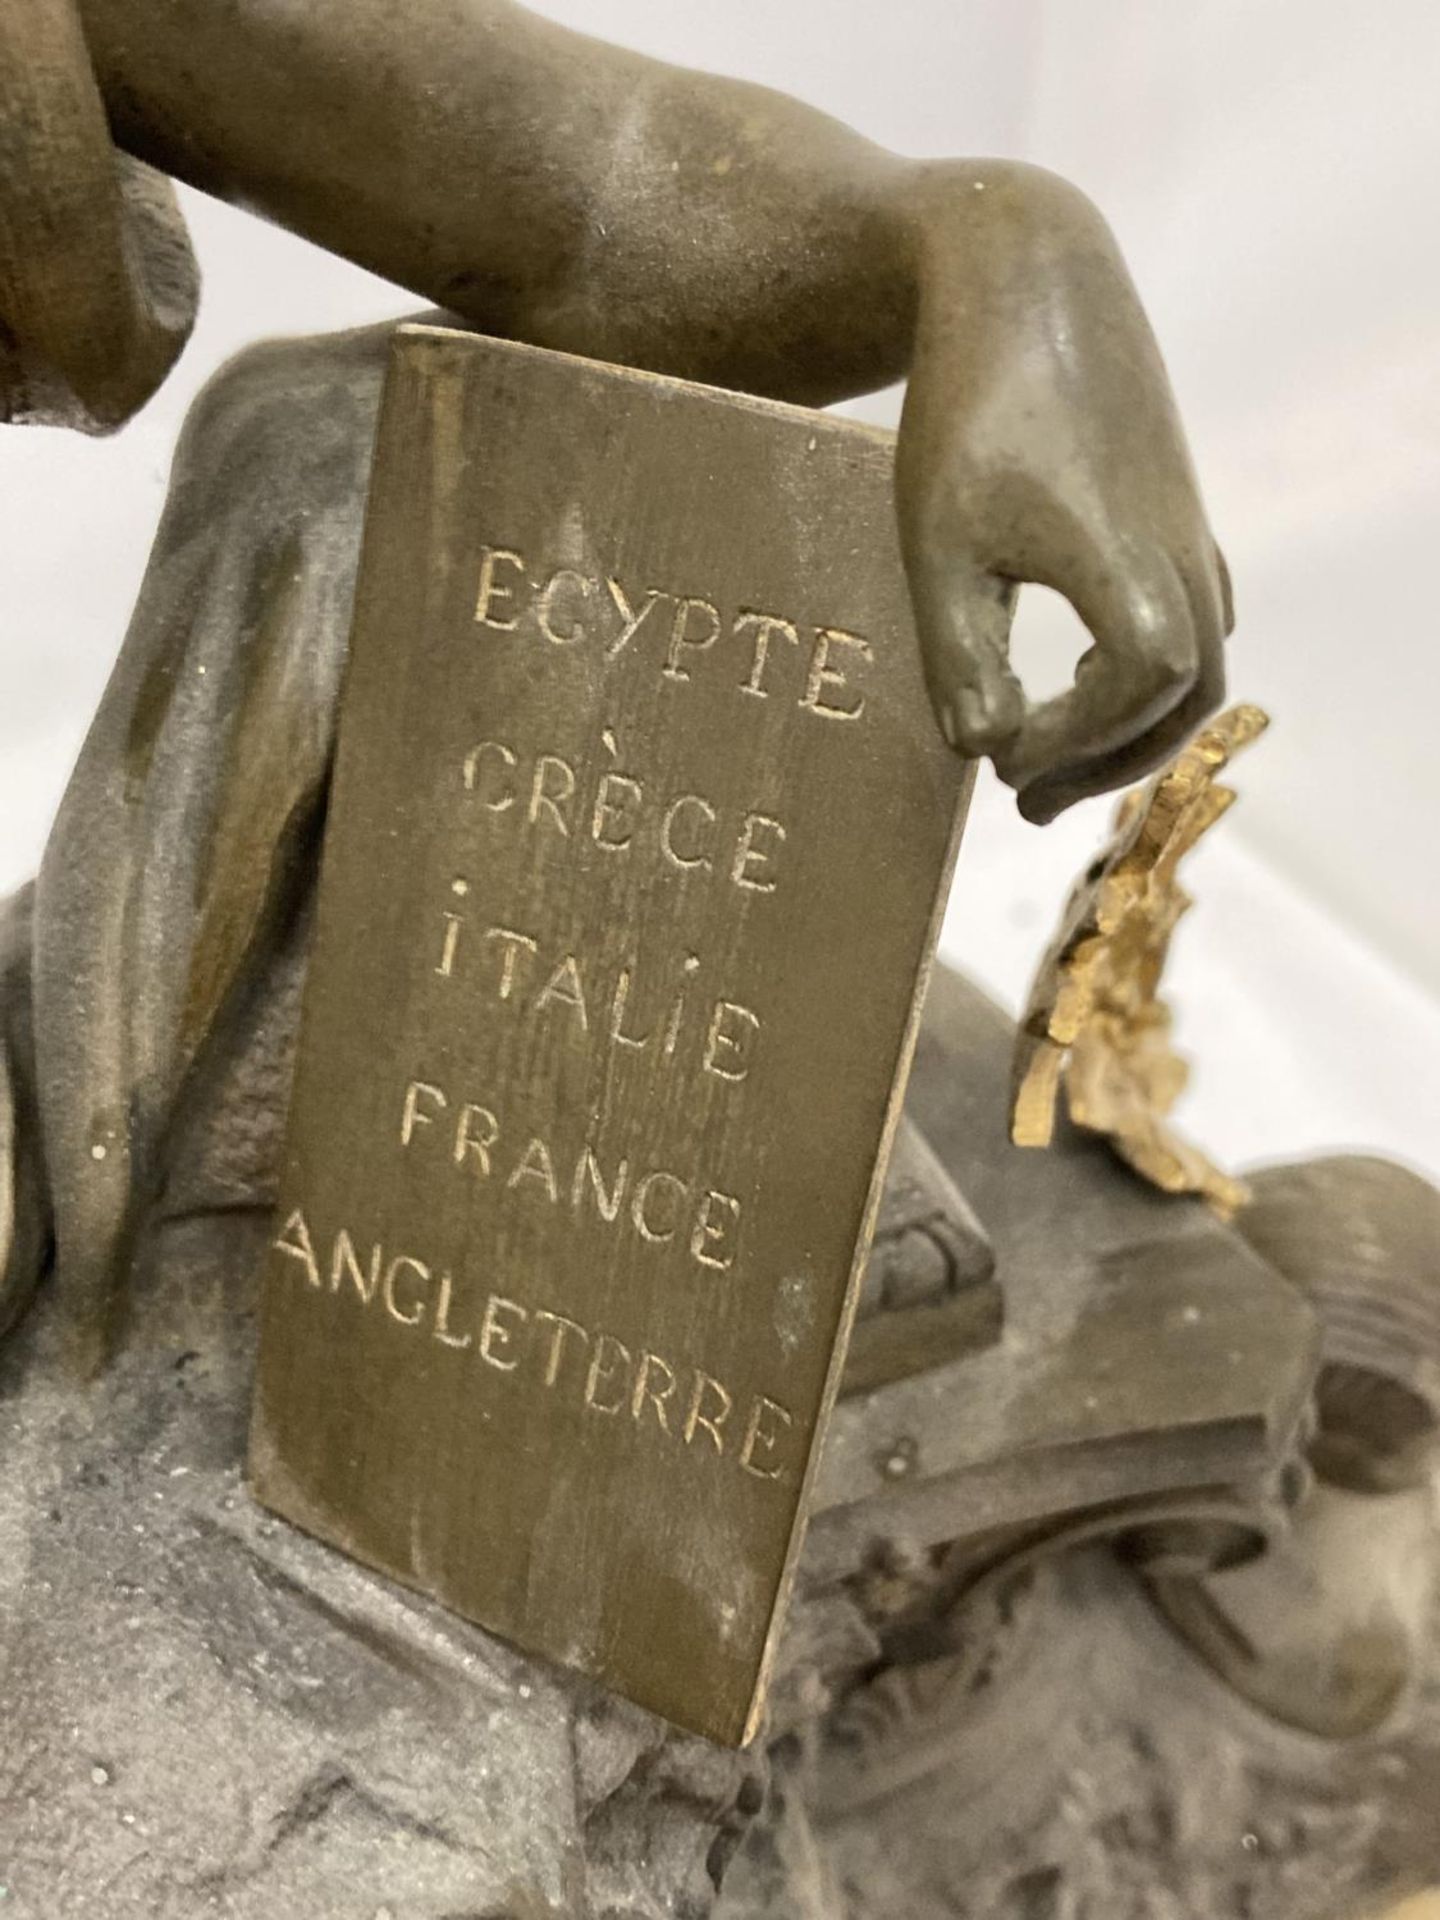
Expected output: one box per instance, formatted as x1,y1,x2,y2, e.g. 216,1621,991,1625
1010,704,1270,1221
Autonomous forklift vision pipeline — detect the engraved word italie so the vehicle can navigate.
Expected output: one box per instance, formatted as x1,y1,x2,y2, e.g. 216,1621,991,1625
251,329,968,1746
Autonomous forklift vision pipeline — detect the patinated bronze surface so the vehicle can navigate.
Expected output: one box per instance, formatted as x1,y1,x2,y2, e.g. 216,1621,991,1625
252,328,971,1743
6,0,1233,826
0,899,1433,1915
0,0,197,430
1,0,1434,1912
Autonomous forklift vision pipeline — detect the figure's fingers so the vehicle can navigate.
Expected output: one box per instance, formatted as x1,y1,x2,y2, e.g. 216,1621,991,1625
1010,548,1228,822
910,553,1025,758
992,547,1199,801
1015,648,1224,822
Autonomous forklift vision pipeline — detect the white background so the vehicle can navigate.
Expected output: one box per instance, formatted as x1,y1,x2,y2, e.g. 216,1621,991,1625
2,0,1437,1181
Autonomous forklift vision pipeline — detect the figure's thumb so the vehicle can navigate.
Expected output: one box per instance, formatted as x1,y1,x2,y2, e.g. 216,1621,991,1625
913,558,1025,758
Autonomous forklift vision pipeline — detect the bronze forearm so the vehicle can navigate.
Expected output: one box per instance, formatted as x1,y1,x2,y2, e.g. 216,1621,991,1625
78,0,922,403
6,0,1232,812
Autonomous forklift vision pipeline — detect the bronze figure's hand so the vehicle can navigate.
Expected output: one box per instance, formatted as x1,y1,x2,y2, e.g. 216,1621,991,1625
896,162,1233,822
7,0,1232,815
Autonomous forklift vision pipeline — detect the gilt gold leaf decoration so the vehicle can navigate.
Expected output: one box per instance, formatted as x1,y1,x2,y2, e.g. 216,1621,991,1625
1011,704,1270,1221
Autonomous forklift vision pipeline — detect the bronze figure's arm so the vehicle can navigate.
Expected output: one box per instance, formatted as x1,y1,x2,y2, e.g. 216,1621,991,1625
6,0,1231,816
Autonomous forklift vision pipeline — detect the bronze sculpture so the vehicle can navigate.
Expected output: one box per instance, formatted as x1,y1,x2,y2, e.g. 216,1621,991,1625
1,3,1436,1914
